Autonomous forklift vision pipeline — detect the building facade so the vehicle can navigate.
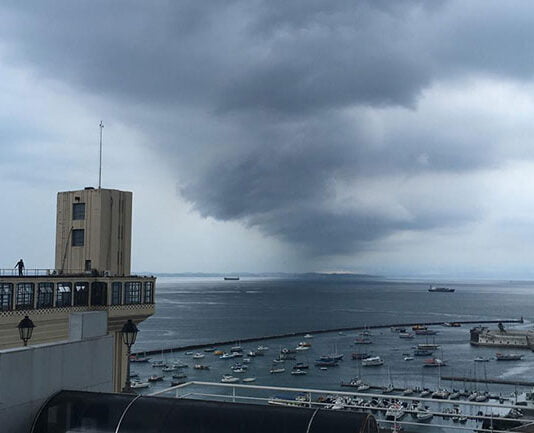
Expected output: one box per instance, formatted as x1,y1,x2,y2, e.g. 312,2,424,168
0,187,155,392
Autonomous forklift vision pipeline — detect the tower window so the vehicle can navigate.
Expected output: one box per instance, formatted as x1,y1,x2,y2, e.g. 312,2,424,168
72,229,84,246
72,203,85,220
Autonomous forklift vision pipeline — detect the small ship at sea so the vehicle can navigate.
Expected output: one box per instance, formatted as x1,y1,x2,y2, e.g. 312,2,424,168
428,285,455,293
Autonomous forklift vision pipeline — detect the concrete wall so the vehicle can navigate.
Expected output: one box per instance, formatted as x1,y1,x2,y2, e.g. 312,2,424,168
0,312,114,433
55,188,132,276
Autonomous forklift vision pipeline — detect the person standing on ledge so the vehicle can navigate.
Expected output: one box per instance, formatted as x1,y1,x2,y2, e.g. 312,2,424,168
15,259,24,276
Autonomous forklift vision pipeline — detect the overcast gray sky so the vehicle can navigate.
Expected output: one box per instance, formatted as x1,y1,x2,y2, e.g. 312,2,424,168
2,0,534,277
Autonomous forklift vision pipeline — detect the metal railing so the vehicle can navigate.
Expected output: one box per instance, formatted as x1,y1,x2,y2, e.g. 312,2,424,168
149,381,534,433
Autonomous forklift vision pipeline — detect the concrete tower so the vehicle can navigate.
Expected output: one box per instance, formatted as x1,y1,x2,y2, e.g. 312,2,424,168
55,187,132,276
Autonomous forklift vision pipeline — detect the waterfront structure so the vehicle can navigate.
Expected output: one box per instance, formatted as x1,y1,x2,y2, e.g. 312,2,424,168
0,187,155,392
470,325,534,349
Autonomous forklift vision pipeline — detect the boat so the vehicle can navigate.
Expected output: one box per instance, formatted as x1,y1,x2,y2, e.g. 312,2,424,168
391,327,406,333
357,384,370,391
230,345,243,353
293,362,309,369
399,332,414,339
295,345,309,351
354,337,372,344
232,367,246,373
257,345,269,351
383,384,395,394
403,356,414,361
203,347,216,352
412,325,427,331
423,357,446,367
272,358,285,364
130,380,150,389
219,352,236,359
352,352,370,360
130,356,151,363
193,364,209,370
270,367,285,374
315,358,339,367
291,369,307,375
417,343,440,350
402,388,413,396
362,356,384,367
224,276,240,280
428,285,455,292
474,356,490,362
385,403,406,420
496,352,523,361
420,389,431,397
221,375,239,383
213,350,224,356
185,351,193,355
415,403,433,422
161,365,177,372
319,353,344,362
172,373,187,379
304,334,313,339
170,380,185,386
242,377,256,382
152,360,166,368
192,353,205,359
172,362,188,368
415,329,438,335
432,389,450,399
413,349,433,356
147,375,164,382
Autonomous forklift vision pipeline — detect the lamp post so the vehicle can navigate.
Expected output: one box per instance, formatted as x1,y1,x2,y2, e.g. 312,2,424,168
120,319,139,393
17,315,35,347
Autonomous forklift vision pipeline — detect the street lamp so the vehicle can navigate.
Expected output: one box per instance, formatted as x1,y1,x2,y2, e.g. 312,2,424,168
17,315,35,347
120,319,139,392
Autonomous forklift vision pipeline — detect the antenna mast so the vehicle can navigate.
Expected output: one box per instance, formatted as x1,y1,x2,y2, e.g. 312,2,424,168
98,121,104,189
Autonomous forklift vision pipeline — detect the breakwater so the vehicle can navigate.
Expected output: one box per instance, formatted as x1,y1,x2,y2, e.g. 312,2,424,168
132,318,522,357
440,376,534,387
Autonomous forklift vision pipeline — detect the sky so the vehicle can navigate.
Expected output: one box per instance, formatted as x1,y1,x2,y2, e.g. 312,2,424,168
2,1,534,278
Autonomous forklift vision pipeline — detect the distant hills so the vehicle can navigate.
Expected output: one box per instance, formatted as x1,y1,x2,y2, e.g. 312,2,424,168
141,271,383,280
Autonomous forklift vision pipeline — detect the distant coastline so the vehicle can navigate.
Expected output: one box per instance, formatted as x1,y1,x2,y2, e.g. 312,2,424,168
145,271,384,280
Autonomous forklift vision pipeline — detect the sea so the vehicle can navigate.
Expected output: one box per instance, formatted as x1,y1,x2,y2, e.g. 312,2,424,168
132,276,534,429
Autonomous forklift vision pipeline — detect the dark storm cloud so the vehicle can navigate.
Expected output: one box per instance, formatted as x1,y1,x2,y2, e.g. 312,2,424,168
3,0,534,254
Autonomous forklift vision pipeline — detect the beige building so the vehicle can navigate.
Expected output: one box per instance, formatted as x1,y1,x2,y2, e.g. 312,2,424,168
0,187,155,392
55,187,132,276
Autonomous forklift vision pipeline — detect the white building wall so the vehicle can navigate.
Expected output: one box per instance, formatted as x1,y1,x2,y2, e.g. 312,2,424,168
0,312,114,433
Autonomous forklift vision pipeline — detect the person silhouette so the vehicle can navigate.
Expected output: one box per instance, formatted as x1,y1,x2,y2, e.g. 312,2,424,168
15,259,24,276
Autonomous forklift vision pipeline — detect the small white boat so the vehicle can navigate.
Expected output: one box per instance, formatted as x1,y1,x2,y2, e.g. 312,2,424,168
404,356,414,361
185,351,193,355
257,345,269,351
402,388,414,396
192,353,205,359
415,403,433,422
357,384,370,391
162,365,178,372
320,367,328,370
304,334,313,339
130,381,150,389
474,357,490,362
383,384,395,394
152,360,166,368
219,352,236,359
242,377,256,382
362,356,384,367
295,345,310,351
385,403,406,420
291,369,307,376
221,375,239,383
270,367,285,374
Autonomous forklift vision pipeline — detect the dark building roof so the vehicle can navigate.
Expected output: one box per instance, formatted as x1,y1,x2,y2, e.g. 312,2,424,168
32,390,378,433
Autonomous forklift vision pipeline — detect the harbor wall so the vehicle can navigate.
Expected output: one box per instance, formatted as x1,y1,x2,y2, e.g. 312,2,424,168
133,318,523,357
0,311,113,433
